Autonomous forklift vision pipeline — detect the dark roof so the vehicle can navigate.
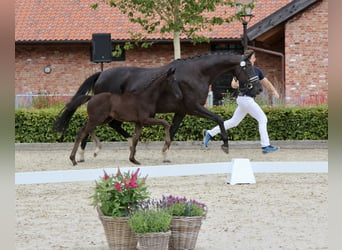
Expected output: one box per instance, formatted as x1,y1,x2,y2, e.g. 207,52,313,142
247,0,320,41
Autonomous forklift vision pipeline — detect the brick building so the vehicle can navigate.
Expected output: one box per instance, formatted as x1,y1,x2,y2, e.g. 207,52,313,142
15,0,327,107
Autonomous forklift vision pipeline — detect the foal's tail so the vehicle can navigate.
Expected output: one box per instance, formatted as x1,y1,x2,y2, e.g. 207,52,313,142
52,72,101,133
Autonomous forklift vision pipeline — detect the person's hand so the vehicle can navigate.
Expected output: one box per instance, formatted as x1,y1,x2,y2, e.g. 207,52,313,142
273,90,280,99
231,78,239,89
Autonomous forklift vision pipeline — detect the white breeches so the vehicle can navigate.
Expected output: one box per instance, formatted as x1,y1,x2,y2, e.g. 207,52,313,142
207,96,270,147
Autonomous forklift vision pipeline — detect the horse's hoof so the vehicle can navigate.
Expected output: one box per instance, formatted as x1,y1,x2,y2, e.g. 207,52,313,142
72,161,77,166
163,159,171,163
129,159,141,165
221,145,229,154
77,159,85,163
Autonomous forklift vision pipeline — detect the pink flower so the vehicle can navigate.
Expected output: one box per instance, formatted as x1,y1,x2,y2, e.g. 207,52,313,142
116,168,122,177
123,178,129,187
132,168,140,181
103,170,109,180
114,182,122,191
128,177,138,188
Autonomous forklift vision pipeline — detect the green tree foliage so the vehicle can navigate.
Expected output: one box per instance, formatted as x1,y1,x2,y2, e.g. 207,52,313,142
92,0,253,59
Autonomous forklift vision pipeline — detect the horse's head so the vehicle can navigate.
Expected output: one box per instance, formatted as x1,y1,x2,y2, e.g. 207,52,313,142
235,50,262,97
166,67,183,100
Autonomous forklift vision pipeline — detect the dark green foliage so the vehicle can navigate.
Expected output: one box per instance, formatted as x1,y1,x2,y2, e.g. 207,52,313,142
15,105,328,143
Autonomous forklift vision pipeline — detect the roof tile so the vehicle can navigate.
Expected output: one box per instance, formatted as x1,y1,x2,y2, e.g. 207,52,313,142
15,0,291,42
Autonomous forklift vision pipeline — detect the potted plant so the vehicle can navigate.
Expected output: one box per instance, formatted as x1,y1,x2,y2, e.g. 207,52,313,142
159,195,207,250
90,168,149,250
128,199,172,250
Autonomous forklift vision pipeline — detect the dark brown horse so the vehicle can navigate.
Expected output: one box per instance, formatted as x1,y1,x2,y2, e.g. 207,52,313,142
53,52,259,157
69,68,176,165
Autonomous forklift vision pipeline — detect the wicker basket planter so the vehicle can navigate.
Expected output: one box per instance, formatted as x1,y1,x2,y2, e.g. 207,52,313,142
97,207,137,250
168,216,205,250
135,231,171,250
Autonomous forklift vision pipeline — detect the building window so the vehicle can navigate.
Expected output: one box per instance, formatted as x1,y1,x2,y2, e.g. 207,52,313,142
211,42,243,53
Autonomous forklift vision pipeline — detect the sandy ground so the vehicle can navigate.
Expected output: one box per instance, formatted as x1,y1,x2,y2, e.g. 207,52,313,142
15,141,328,249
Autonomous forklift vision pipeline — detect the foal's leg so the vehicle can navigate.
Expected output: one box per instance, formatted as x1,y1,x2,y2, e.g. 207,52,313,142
129,124,142,165
89,131,102,157
142,118,171,163
70,123,94,166
78,135,89,162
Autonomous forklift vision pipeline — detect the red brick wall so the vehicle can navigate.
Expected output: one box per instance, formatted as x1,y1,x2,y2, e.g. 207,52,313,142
15,43,209,95
285,0,328,106
253,52,283,104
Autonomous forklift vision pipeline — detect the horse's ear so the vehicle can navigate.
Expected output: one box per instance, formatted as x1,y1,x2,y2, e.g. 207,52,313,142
243,49,254,60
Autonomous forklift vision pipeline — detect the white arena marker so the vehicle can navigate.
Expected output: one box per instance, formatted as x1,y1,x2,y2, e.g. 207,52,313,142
227,158,256,185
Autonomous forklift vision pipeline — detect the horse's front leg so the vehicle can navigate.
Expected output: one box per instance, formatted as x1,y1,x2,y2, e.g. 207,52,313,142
161,121,172,163
192,104,229,153
169,113,185,141
129,124,142,165
142,117,171,162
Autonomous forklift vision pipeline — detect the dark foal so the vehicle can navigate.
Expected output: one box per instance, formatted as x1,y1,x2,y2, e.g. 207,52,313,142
69,68,176,166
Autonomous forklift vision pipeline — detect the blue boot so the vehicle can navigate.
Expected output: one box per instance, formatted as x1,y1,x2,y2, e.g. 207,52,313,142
262,145,279,153
202,129,212,147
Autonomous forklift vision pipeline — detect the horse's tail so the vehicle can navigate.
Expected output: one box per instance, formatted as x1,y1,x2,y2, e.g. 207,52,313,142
66,95,92,110
71,71,101,101
52,72,101,133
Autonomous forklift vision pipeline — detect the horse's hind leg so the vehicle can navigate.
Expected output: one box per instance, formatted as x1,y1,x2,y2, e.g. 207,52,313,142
89,131,102,157
109,119,131,138
192,103,229,153
129,124,142,165
70,124,90,166
108,119,134,150
78,135,89,162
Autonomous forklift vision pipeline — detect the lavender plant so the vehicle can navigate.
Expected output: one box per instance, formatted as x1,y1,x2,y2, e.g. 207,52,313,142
159,195,207,217
128,199,171,233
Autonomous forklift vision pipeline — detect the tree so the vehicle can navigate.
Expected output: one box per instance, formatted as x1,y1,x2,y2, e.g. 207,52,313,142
92,0,253,59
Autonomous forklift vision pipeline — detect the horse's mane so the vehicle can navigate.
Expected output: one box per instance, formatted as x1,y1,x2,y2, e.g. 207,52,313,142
173,51,240,63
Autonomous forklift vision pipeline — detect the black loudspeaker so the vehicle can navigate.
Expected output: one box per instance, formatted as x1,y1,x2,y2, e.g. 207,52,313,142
91,33,112,63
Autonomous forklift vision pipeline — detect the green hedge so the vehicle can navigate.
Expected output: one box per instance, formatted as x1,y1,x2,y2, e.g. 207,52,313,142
15,105,328,143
